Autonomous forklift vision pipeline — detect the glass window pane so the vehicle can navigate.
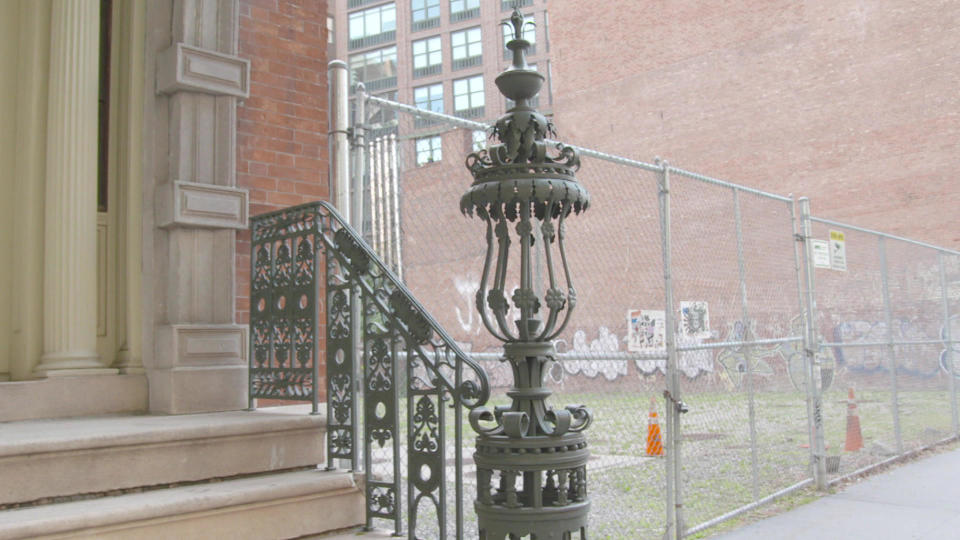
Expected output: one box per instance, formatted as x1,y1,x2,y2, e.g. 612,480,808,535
349,14,364,39
382,6,396,30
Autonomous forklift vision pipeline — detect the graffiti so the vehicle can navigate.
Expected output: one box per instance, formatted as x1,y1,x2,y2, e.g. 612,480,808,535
939,314,960,379
832,318,942,377
632,335,714,379
554,327,627,381
453,276,483,336
781,316,836,392
715,320,779,389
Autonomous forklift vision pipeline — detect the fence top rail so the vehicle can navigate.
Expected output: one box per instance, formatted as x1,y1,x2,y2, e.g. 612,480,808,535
667,166,794,203
364,93,793,201
808,215,960,255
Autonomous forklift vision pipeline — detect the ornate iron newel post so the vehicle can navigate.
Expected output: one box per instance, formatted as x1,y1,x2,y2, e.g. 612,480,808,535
462,9,592,539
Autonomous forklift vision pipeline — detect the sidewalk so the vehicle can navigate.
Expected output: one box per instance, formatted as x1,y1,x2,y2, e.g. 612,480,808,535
713,446,960,539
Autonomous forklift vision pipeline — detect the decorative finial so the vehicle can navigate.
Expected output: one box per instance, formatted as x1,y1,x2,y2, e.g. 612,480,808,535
501,8,534,71
508,8,525,41
461,5,588,223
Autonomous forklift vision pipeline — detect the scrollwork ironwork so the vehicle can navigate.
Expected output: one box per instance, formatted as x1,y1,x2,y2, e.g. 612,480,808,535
249,200,491,536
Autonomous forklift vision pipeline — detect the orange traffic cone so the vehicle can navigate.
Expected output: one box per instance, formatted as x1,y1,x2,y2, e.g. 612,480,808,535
646,397,664,457
844,388,864,452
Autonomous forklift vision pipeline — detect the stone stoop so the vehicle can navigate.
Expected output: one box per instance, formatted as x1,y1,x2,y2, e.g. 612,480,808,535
0,405,364,539
0,469,364,540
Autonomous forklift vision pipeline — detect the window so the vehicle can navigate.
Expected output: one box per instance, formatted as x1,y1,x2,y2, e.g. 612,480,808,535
502,13,536,58
349,46,397,91
412,36,442,78
471,129,488,152
450,0,480,22
413,83,443,127
415,135,442,165
348,3,396,49
414,83,444,113
451,27,482,70
411,0,440,31
453,75,484,118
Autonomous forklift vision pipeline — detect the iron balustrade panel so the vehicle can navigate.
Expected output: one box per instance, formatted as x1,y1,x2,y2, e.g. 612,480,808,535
249,206,321,408
326,254,356,464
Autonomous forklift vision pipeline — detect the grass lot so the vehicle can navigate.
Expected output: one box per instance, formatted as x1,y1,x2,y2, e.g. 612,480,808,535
368,375,958,539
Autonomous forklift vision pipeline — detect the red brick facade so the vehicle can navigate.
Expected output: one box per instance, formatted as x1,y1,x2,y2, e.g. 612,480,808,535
236,0,331,404
236,0,331,327
550,0,959,250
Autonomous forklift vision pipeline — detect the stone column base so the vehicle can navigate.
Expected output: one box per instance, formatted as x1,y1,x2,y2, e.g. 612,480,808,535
150,324,247,414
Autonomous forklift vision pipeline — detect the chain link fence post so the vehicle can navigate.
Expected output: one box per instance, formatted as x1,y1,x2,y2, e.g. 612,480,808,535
939,252,960,437
658,159,682,540
790,197,817,486
350,84,367,476
732,187,760,501
798,197,827,489
877,237,904,454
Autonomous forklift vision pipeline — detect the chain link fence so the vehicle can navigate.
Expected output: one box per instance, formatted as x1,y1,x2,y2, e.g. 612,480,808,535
347,92,960,539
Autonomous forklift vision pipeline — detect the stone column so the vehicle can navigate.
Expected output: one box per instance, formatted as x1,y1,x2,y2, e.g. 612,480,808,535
144,0,250,413
34,0,116,377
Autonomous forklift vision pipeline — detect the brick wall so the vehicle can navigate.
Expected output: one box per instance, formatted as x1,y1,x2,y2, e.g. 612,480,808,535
549,0,960,250
237,0,331,326
236,0,331,401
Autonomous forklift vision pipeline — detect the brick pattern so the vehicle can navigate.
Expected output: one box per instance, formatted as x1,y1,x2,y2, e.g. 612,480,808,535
550,0,960,250
237,0,331,401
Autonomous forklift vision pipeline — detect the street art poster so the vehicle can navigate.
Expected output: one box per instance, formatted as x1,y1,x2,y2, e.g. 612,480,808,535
679,301,710,339
627,309,665,352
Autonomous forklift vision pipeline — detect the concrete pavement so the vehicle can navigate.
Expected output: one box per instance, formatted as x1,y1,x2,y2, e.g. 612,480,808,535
713,446,960,539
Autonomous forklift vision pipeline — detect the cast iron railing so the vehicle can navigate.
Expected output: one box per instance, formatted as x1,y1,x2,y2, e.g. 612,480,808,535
249,201,490,537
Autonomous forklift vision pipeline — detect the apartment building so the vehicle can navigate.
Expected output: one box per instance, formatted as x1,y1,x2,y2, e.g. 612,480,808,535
328,0,553,153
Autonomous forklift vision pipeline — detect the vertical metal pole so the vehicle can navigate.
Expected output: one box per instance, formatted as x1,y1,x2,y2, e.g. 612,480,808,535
373,137,385,252
350,83,367,474
391,325,403,536
455,362,464,538
389,134,403,279
878,237,904,453
732,188,760,501
939,252,959,437
790,198,817,482
352,83,367,232
658,160,681,539
328,61,350,223
798,198,827,489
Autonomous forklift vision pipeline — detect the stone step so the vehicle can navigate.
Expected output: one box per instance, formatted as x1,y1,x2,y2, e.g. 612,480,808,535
0,469,364,540
0,405,325,506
